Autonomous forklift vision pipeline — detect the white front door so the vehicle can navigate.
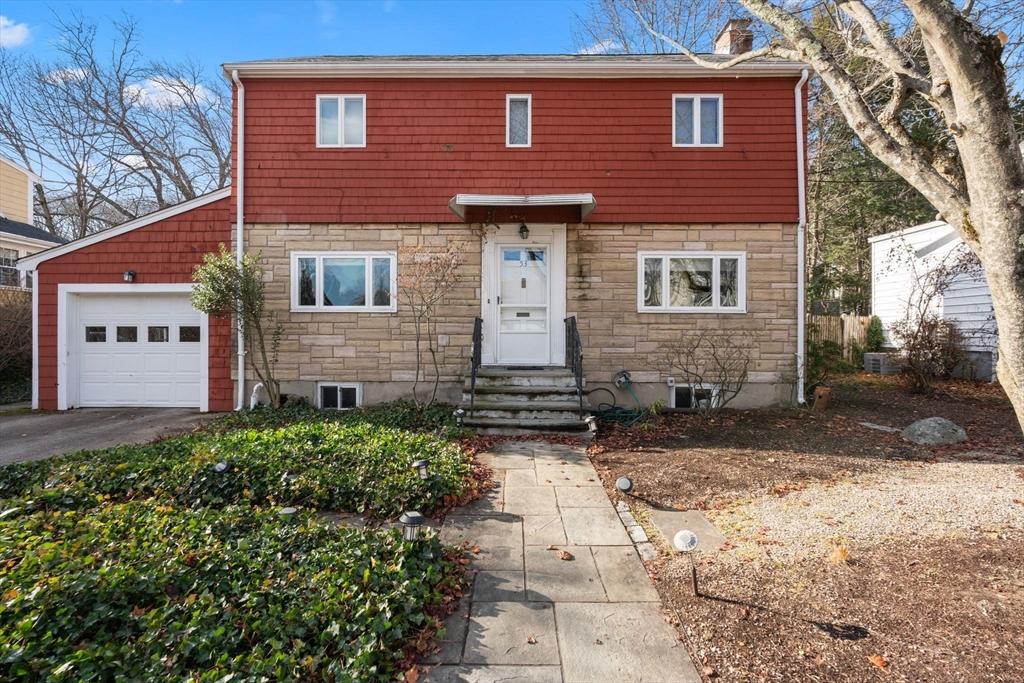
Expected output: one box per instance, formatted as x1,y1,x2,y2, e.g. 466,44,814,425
497,245,550,364
480,224,566,366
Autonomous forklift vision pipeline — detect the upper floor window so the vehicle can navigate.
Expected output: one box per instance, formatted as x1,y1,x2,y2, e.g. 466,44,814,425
291,251,396,312
0,248,19,288
638,251,745,313
506,94,532,147
317,94,366,148
673,94,722,147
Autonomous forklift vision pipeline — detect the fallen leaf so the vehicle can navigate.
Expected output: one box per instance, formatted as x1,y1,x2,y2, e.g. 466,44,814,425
702,665,718,678
546,545,558,551
558,550,575,561
868,654,888,669
527,635,537,645
469,545,480,555
404,666,420,683
829,544,850,565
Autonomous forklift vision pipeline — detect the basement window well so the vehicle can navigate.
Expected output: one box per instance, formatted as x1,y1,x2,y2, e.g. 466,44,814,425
318,382,361,410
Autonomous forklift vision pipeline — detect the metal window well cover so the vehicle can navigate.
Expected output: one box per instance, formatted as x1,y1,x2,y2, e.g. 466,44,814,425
647,508,727,552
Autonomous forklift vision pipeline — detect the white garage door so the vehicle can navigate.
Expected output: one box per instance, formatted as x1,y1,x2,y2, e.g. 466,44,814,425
73,293,204,408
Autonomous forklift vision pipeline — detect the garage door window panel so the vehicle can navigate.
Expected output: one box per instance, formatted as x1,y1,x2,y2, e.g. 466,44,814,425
85,326,106,342
179,326,201,342
148,326,169,342
117,326,138,342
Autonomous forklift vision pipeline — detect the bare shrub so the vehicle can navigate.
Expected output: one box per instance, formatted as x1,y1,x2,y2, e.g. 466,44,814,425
397,243,464,412
661,332,752,418
0,288,32,379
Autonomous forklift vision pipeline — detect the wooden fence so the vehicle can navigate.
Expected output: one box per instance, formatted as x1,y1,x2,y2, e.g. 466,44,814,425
807,314,871,362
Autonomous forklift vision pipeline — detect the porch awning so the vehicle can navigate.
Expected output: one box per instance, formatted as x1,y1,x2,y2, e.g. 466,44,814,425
448,193,596,220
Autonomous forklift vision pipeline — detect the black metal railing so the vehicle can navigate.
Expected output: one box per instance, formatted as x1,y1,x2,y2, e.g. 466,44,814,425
468,316,483,415
564,316,584,416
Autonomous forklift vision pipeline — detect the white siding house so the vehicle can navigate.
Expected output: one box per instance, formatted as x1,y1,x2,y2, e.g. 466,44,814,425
870,221,997,380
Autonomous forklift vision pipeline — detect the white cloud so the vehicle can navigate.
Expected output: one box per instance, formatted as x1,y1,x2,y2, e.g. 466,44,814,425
44,67,88,84
118,154,148,170
124,77,214,108
577,38,623,55
0,16,31,48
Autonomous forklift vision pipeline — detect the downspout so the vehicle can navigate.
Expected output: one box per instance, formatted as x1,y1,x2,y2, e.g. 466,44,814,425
794,68,810,405
231,69,246,411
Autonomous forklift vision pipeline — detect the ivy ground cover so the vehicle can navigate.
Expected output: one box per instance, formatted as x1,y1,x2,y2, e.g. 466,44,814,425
0,403,471,681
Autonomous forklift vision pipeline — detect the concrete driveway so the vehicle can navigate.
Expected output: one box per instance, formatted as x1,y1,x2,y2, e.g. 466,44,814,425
0,408,217,465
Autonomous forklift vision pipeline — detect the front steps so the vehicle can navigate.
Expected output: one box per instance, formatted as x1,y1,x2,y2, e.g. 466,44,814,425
460,366,592,434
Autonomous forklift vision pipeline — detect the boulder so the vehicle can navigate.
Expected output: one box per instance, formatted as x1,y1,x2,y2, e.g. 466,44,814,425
901,417,967,445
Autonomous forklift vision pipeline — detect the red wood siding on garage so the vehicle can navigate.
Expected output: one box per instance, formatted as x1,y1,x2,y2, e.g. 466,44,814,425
234,77,805,225
35,197,232,411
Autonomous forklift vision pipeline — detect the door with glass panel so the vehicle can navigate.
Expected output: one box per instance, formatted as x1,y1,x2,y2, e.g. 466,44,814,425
497,246,550,364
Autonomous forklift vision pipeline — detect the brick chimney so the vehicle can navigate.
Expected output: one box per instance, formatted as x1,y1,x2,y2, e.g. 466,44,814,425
714,19,753,55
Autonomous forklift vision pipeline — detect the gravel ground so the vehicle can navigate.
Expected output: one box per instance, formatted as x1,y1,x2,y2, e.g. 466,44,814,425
709,457,1024,562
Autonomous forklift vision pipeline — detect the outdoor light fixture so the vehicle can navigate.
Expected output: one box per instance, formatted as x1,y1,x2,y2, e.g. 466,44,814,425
453,408,465,426
213,461,228,473
673,529,700,596
279,506,298,520
399,510,427,541
585,415,598,432
615,476,634,494
411,459,430,480
518,221,529,240
123,270,136,282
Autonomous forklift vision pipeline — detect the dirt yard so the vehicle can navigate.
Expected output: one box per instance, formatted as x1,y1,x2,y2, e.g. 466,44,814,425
589,374,1024,682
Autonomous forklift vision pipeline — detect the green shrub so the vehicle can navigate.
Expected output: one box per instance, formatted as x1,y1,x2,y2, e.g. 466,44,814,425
1,421,468,517
0,503,453,681
866,315,885,352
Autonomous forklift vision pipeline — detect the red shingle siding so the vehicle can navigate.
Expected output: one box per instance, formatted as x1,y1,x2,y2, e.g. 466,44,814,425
35,197,232,411
238,77,805,224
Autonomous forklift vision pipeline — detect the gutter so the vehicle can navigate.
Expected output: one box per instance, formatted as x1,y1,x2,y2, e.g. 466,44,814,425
794,68,809,405
231,69,246,411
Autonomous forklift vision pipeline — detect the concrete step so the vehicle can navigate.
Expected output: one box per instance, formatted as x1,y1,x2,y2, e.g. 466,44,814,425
465,399,587,413
463,392,583,404
466,383,579,395
471,375,578,389
461,415,591,432
476,366,573,378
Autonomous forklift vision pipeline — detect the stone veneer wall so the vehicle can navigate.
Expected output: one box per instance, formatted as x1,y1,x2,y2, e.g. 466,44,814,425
243,222,798,407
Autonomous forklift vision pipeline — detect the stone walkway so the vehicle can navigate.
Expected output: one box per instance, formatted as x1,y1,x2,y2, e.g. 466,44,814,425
424,441,700,683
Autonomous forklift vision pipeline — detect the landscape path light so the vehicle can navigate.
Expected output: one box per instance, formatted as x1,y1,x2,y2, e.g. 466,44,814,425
615,476,634,494
279,506,298,521
673,529,700,596
399,510,427,541
412,459,430,480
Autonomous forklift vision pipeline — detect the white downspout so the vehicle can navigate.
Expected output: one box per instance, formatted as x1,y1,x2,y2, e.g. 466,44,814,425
794,68,809,405
231,69,246,411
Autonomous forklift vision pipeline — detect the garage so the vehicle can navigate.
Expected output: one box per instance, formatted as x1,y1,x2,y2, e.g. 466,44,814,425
65,288,207,409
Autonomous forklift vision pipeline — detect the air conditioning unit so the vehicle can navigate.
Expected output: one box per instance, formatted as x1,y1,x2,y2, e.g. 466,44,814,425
863,352,901,375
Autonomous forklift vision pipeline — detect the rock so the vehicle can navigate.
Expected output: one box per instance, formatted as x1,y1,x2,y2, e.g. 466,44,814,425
901,417,967,445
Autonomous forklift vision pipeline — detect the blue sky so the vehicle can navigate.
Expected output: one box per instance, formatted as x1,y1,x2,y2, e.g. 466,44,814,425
1,0,596,74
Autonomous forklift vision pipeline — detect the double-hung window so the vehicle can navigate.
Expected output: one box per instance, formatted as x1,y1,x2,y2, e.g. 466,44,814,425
291,252,397,312
316,94,366,147
672,94,723,147
506,94,531,147
638,251,745,313
0,248,19,288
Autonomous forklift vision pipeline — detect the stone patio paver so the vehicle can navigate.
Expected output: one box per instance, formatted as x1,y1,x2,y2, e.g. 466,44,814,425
473,570,526,602
423,666,562,683
426,440,700,682
524,545,606,602
463,602,559,665
503,486,558,516
556,602,701,682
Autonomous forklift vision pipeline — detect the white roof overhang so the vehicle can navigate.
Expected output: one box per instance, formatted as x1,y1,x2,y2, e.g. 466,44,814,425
448,193,596,220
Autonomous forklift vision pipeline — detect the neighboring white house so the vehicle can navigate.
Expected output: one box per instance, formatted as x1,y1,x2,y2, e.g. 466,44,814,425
870,220,997,380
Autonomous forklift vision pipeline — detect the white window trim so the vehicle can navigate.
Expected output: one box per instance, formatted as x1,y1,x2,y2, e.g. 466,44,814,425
506,94,532,148
290,251,397,313
317,381,362,410
670,383,721,410
672,94,724,148
315,94,367,148
637,251,746,313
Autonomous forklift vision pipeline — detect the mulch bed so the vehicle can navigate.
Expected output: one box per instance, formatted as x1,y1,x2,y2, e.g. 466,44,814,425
588,374,1024,682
